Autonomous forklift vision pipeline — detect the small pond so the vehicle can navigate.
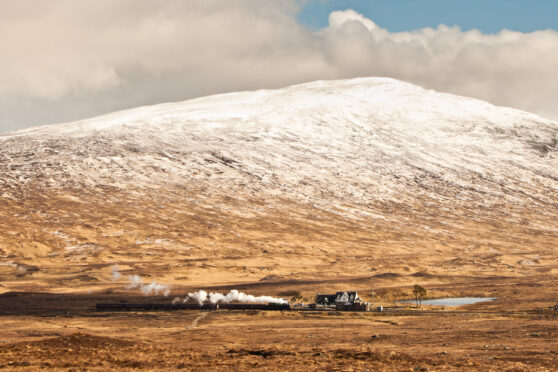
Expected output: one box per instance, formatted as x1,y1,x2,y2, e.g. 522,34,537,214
401,297,497,306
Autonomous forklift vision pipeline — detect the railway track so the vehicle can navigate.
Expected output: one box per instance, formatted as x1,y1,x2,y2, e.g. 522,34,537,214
95,302,552,318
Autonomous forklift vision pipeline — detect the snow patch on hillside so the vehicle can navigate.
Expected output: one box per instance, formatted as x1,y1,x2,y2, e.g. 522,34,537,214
0,77,556,225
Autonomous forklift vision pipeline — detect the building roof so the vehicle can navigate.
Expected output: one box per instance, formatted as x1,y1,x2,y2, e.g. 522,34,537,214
315,294,337,305
315,291,361,305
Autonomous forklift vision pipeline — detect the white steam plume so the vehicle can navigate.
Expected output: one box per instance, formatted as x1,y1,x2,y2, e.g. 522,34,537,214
111,264,122,282
126,274,143,289
110,266,171,296
140,281,171,296
185,289,287,305
186,290,208,305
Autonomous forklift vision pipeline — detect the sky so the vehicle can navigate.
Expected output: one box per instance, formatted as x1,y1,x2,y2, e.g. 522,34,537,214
1,0,558,133
299,0,558,33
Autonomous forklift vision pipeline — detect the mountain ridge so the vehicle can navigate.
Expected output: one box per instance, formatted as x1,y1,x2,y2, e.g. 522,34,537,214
2,77,555,137
1,77,556,209
0,77,557,292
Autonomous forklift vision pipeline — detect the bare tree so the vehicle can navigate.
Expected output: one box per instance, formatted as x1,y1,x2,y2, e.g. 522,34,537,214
289,291,303,304
413,284,427,307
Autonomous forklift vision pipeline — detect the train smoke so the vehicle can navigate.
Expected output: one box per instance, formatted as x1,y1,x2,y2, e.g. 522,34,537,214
111,265,122,281
187,290,208,305
126,275,142,289
140,281,171,296
111,266,170,296
185,289,287,305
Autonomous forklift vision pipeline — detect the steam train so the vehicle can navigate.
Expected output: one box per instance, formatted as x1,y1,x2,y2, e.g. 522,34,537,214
95,302,291,311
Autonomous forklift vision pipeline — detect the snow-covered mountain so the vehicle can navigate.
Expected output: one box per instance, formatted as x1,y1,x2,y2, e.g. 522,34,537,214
2,77,557,212
1,77,557,268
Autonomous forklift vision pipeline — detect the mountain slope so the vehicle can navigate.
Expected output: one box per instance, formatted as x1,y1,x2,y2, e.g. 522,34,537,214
1,77,557,291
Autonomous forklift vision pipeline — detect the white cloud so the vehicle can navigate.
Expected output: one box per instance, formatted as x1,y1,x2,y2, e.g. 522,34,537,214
1,2,558,132
328,9,381,33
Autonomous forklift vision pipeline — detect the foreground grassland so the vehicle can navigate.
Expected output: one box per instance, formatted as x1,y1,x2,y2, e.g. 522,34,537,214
1,275,557,371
